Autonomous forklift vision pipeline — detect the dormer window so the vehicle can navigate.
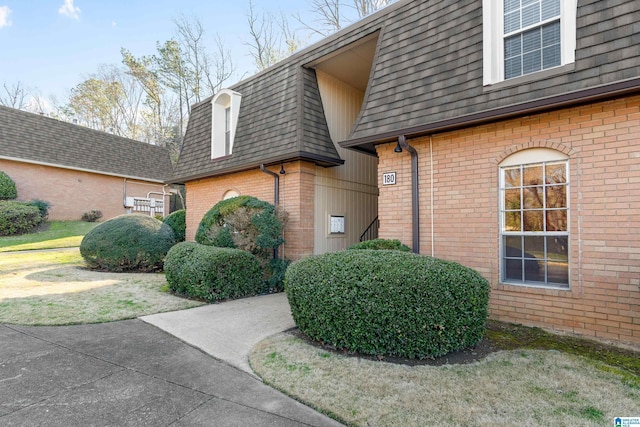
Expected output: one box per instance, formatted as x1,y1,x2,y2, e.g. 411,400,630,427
483,0,577,85
211,89,241,159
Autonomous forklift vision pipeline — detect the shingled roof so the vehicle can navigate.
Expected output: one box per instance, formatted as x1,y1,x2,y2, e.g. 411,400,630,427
341,0,640,152
172,0,640,181
0,106,173,182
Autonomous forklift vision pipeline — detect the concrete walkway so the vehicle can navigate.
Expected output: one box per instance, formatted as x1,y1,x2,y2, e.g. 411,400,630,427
0,315,342,426
141,293,295,375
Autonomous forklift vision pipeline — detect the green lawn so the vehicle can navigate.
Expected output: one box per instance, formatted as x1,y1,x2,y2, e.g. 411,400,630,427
0,221,97,252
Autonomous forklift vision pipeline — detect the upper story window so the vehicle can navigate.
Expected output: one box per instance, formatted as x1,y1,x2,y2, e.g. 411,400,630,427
499,148,569,288
483,0,577,85
211,89,241,159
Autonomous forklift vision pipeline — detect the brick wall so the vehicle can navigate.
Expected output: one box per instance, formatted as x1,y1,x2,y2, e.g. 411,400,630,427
376,94,640,345
185,161,316,260
0,160,167,221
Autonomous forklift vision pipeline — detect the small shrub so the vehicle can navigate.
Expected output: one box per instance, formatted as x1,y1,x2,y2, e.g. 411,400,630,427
163,209,186,242
27,199,51,221
285,250,490,359
81,210,103,222
80,214,175,272
164,242,263,302
0,200,42,236
348,238,410,251
0,171,17,200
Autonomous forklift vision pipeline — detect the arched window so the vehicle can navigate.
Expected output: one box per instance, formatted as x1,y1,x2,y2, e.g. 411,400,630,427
211,89,242,159
499,148,569,288
222,190,239,200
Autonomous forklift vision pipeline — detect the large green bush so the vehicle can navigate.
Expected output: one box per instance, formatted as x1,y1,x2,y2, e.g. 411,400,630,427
285,250,490,359
80,214,176,272
0,201,42,236
348,238,410,251
164,242,263,302
163,209,186,242
0,171,17,200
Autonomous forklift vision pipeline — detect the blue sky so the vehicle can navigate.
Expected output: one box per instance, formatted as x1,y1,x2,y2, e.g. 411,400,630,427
0,0,318,103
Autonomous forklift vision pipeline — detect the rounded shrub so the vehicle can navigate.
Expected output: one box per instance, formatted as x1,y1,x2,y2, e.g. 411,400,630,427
348,238,410,251
0,171,17,200
285,250,490,359
27,199,51,221
80,214,176,272
163,209,186,242
195,196,286,259
164,242,263,302
0,201,42,236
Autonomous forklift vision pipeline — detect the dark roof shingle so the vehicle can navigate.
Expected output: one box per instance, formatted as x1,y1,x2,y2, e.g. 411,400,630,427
0,106,173,182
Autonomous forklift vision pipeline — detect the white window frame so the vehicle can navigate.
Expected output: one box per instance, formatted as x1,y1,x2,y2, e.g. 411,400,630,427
211,89,242,159
499,148,570,289
483,0,577,86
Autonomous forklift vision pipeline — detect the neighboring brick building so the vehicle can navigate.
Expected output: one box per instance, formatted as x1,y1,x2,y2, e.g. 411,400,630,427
172,0,639,345
0,106,174,220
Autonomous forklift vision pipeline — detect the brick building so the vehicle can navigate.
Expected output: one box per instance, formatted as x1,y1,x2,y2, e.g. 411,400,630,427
172,0,639,345
0,106,174,220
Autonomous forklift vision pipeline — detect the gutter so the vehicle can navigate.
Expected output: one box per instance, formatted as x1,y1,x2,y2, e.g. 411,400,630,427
397,135,420,254
260,164,281,260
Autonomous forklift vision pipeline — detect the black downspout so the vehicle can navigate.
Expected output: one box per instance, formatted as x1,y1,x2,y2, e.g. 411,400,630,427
398,136,420,254
260,164,280,260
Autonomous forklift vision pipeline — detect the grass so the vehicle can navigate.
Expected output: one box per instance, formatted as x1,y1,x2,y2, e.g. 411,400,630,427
0,248,204,325
0,221,97,252
250,330,640,427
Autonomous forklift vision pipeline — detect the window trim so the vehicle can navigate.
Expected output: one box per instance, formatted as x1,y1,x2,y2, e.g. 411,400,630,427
498,149,570,289
211,89,242,159
482,0,577,86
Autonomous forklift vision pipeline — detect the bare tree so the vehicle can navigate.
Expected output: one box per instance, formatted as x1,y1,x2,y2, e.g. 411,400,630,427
351,0,392,18
296,0,394,37
0,81,29,109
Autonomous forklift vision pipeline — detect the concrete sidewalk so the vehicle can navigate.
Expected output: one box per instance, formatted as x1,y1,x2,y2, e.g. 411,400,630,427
141,293,295,375
0,316,342,426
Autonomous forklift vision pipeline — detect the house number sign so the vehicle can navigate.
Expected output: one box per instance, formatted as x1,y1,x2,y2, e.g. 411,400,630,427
382,172,396,185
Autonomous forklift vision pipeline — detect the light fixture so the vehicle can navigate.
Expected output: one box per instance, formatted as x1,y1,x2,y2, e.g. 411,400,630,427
279,163,286,174
394,141,403,153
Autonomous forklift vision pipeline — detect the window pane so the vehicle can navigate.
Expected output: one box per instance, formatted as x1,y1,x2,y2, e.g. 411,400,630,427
545,185,566,208
504,0,520,14
546,209,567,231
522,3,541,28
523,165,543,186
523,28,541,53
545,162,566,184
523,210,544,231
541,0,560,20
543,45,561,69
504,167,521,187
505,36,522,59
505,188,521,209
524,259,543,282
504,10,521,33
542,21,560,46
505,56,522,79
524,235,544,256
504,211,521,231
523,186,543,209
523,51,542,75
546,236,568,261
547,260,568,285
505,236,522,257
505,258,523,281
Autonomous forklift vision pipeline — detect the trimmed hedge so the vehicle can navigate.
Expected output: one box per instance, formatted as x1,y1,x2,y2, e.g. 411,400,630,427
163,209,186,242
80,214,175,272
0,201,42,236
164,242,263,302
0,171,17,200
27,199,50,221
285,250,490,359
348,238,410,251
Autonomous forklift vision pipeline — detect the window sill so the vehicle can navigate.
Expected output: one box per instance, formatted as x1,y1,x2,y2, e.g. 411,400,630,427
499,280,570,291
211,154,232,161
484,63,576,93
